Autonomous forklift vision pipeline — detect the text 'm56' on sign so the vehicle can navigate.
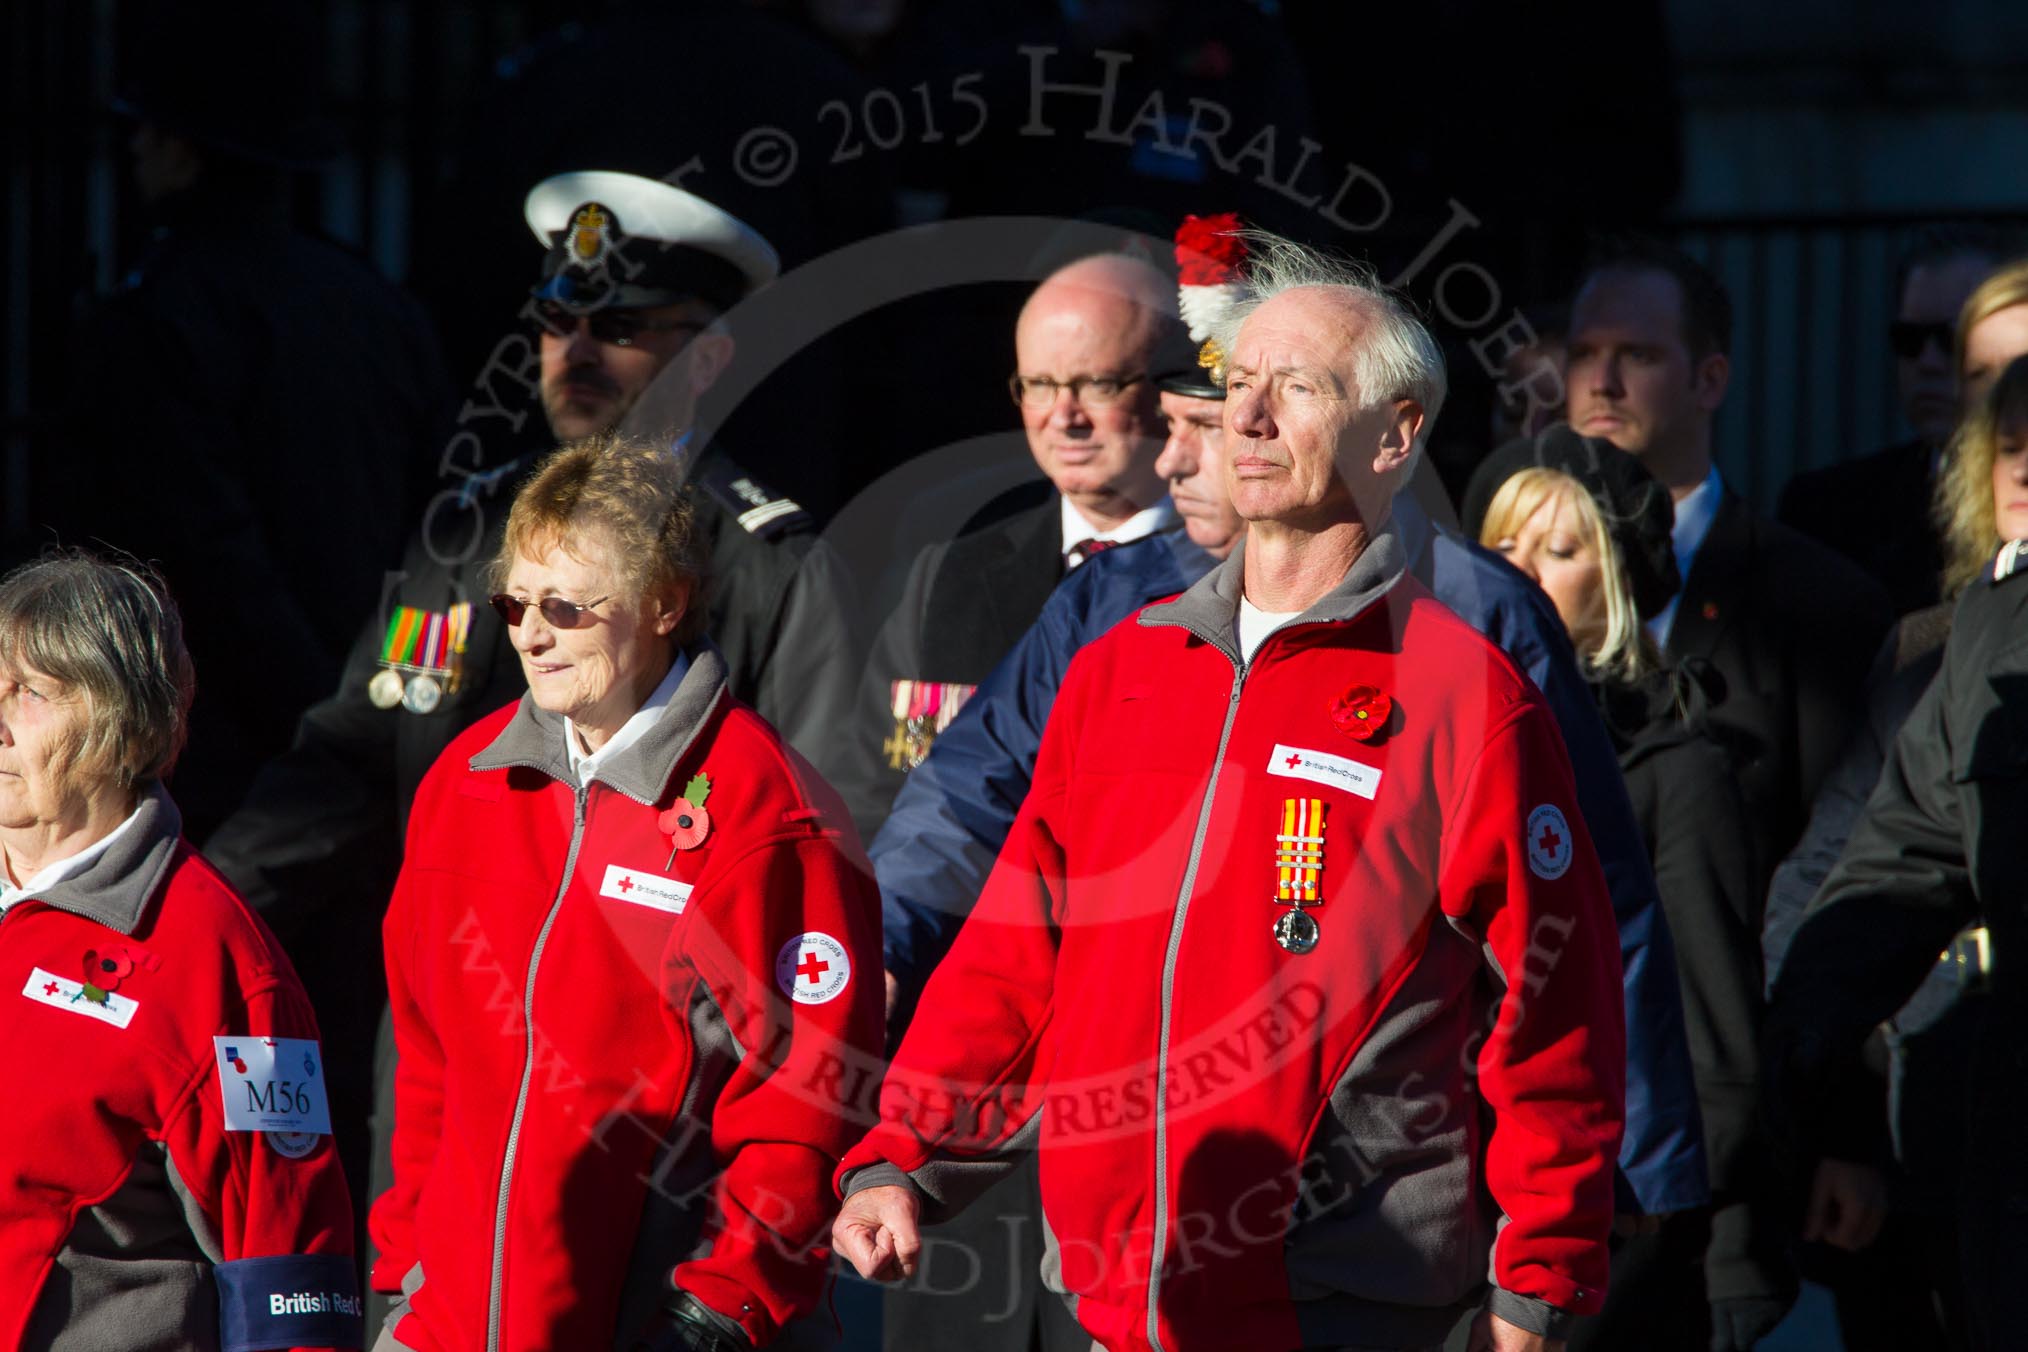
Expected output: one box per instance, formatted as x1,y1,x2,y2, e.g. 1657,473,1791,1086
212,1036,333,1136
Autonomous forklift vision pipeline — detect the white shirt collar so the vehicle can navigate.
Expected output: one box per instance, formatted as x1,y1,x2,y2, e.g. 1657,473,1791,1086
0,802,147,911
1061,495,1179,564
1670,464,1724,566
565,650,689,787
1648,464,1724,647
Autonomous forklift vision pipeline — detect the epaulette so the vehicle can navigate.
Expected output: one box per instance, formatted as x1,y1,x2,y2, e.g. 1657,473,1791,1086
1994,539,2027,584
693,456,813,540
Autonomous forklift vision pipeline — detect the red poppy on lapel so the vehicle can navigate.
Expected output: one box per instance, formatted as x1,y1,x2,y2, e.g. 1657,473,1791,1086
659,772,714,862
1331,684,1394,742
78,947,136,1005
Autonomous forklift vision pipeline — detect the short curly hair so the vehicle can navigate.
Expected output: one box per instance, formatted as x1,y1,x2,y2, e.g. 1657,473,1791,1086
492,433,708,643
0,550,195,790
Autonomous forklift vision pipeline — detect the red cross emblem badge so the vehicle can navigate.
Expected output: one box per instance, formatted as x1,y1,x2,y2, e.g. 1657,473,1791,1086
775,932,851,1006
1526,804,1574,881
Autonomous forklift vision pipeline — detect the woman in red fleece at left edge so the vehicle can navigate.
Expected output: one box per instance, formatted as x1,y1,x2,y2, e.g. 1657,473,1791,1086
0,551,360,1351
370,434,883,1352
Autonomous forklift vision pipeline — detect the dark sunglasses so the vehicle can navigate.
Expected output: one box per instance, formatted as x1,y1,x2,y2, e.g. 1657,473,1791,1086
531,299,702,349
489,593,609,629
1888,320,1953,360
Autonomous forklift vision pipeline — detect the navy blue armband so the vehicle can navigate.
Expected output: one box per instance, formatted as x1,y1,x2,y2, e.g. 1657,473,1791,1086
217,1254,364,1351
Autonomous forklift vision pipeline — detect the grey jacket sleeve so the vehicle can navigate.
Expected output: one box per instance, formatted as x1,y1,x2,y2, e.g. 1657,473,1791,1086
838,1112,1045,1225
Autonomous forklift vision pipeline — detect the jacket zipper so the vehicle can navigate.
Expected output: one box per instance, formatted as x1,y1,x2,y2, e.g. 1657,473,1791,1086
1144,650,1248,1352
486,784,591,1352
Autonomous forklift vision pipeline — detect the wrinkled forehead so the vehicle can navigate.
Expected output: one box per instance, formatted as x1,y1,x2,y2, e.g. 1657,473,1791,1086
1230,289,1368,377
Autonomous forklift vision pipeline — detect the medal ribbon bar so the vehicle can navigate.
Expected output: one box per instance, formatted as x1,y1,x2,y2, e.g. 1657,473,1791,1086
1275,797,1325,904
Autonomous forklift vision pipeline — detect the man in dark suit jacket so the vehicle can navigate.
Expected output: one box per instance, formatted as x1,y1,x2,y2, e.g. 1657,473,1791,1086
831,251,1191,843
1563,239,1893,896
1778,229,2011,615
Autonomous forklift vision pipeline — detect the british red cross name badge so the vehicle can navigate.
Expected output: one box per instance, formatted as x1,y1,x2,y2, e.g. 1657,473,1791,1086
1272,797,1326,954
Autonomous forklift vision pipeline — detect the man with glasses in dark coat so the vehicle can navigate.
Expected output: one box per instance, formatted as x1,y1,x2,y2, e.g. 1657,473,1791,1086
828,251,1193,843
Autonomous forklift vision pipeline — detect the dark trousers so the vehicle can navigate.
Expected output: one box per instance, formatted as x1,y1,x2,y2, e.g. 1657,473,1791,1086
881,1153,1089,1352
1567,1211,1711,1352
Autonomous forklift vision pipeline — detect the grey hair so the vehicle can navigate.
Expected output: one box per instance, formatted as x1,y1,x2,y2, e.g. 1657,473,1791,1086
0,551,195,789
1213,229,1449,436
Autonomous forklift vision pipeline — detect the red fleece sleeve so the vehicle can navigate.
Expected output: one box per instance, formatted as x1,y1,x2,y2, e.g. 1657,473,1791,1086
370,866,443,1295
163,975,360,1350
674,828,885,1346
834,655,1082,1192
1437,700,1625,1316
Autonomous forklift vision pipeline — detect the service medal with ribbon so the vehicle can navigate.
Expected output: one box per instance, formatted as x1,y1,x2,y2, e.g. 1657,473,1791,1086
884,679,977,771
374,601,471,714
1272,797,1326,954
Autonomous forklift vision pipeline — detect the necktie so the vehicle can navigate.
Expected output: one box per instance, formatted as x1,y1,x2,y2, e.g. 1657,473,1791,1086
1066,538,1119,569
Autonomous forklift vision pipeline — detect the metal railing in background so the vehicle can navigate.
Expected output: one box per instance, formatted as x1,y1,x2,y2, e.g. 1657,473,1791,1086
9,2,2028,541
1674,213,2028,508
1,0,564,550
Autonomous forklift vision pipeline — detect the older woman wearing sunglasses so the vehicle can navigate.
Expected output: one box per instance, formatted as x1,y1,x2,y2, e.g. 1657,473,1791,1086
369,433,881,1352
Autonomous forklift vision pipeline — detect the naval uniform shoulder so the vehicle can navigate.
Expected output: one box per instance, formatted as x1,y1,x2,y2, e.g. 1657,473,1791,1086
692,454,812,541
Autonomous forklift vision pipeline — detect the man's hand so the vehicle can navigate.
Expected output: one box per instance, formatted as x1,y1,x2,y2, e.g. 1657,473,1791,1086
1802,1158,1888,1251
884,969,899,1024
832,1183,922,1282
1466,1311,1563,1352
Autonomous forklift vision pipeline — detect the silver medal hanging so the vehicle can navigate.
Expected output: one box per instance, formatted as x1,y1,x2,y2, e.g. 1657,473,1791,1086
1272,796,1327,954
